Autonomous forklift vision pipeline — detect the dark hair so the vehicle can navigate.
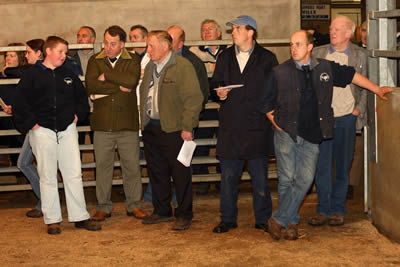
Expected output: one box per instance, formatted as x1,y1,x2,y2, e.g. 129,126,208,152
104,25,126,42
43,36,68,57
5,43,26,66
80,26,96,38
245,25,257,40
148,30,172,49
26,39,44,53
130,25,148,37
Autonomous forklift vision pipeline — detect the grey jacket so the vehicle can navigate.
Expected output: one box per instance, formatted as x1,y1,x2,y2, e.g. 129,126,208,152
312,43,368,130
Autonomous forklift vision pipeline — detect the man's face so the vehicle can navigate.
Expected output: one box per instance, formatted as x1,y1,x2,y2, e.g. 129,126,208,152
290,31,313,64
46,43,68,68
129,28,147,53
77,28,95,44
329,17,352,47
167,27,184,53
231,24,251,47
146,35,169,63
104,32,124,59
201,22,221,41
360,23,367,46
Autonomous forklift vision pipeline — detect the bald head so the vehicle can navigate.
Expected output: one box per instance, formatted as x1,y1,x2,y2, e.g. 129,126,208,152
167,25,185,53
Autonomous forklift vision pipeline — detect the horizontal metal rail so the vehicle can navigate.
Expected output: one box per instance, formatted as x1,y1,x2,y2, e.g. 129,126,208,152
369,9,400,19
369,49,400,58
0,38,289,52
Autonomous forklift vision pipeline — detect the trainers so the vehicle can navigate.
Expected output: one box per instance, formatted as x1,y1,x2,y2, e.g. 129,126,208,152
47,223,61,235
172,217,192,231
26,208,43,218
142,214,174,224
75,219,102,231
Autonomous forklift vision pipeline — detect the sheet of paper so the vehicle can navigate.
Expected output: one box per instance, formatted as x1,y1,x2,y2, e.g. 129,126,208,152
177,140,197,167
213,84,244,90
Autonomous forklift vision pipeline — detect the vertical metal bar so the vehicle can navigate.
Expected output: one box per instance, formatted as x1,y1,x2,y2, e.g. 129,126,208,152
364,126,369,213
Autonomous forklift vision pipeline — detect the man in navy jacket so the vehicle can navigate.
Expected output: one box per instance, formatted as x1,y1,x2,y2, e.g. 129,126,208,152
211,15,278,233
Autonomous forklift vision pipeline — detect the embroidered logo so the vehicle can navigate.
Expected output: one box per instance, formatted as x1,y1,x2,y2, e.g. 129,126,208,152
64,77,73,85
320,73,330,82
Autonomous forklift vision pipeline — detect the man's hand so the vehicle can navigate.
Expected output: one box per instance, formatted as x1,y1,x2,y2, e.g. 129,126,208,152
181,130,193,141
216,88,231,100
4,105,12,114
120,86,132,93
73,114,78,123
98,73,105,81
266,110,282,131
32,124,40,130
376,86,393,100
352,108,360,116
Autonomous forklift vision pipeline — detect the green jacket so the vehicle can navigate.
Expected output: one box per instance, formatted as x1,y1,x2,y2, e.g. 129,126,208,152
86,48,140,131
140,52,203,133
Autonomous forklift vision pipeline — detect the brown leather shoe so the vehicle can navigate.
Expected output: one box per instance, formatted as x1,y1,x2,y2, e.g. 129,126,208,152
268,219,283,240
47,223,61,235
127,208,147,219
308,214,330,226
284,224,298,240
75,219,102,231
172,217,192,231
91,211,111,221
26,208,43,218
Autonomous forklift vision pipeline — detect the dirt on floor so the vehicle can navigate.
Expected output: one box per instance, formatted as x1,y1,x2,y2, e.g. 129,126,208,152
0,181,399,266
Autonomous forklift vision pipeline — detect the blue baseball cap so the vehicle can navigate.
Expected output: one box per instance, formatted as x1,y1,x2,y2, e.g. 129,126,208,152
226,15,257,32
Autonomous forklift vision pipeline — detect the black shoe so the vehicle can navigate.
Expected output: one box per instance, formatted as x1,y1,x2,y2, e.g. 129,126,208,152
75,219,102,231
255,223,269,232
142,214,174,224
172,217,192,231
213,221,238,233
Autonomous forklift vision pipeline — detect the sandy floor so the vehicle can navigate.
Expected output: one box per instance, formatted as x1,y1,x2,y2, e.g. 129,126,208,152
0,181,399,266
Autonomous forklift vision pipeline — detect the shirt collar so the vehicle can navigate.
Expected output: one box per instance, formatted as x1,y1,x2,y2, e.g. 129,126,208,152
235,40,256,55
295,59,311,68
329,45,349,55
155,51,172,72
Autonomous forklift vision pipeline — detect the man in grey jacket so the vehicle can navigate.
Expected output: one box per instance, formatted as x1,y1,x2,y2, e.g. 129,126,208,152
309,16,368,227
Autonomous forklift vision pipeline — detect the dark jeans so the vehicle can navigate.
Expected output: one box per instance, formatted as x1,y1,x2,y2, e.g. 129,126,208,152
143,122,193,220
315,114,357,217
219,157,272,224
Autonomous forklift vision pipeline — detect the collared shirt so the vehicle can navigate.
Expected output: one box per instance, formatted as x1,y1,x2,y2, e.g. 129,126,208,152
205,46,220,56
108,52,122,68
146,51,172,119
235,40,255,73
329,45,349,55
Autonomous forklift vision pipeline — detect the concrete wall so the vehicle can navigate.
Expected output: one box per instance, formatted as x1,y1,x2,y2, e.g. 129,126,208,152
1,0,299,64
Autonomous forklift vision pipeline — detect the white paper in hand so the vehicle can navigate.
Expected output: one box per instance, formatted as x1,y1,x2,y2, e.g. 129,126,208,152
177,140,197,167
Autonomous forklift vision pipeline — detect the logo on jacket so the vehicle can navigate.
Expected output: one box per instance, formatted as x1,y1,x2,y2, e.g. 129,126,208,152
320,73,330,82
64,77,73,85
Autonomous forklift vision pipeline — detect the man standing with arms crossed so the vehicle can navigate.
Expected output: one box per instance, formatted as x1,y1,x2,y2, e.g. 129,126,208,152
86,25,147,221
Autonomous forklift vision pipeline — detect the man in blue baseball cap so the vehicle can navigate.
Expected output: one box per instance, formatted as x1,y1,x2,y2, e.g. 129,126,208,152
211,15,278,233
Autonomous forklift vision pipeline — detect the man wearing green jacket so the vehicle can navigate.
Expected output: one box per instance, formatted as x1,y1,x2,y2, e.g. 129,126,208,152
140,30,203,230
85,25,147,221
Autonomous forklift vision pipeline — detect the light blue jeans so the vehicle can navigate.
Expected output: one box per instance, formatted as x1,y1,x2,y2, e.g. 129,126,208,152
272,130,319,228
29,123,90,224
17,135,41,210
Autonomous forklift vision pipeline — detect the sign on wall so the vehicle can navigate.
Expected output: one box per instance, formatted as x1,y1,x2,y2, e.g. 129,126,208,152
302,4,330,20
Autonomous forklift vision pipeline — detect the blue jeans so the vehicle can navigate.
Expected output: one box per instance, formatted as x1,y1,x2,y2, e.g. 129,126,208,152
143,182,177,207
315,114,357,217
219,157,272,224
272,130,319,228
17,135,41,210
